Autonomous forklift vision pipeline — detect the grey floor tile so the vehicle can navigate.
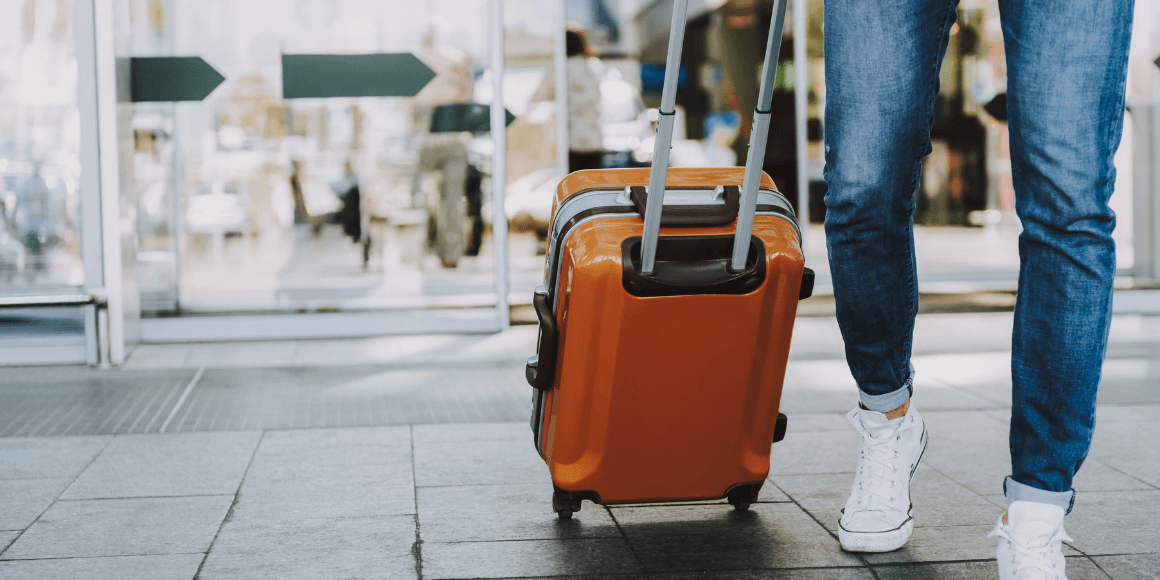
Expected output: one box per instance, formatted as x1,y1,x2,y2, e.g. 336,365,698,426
290,334,466,367
412,421,529,444
247,425,413,467
0,478,71,530
873,556,1110,580
1088,420,1160,489
780,360,861,414
782,412,852,433
417,483,619,543
123,344,193,369
1,495,232,559
1097,360,1160,405
769,430,859,476
0,553,203,580
534,569,877,580
612,503,862,571
773,468,1000,534
1065,490,1160,555
913,352,1013,406
980,494,1007,509
917,412,1011,496
1072,460,1155,493
198,515,417,580
232,472,416,521
62,432,261,499
909,382,1003,412
414,436,549,488
759,479,791,502
1090,553,1160,579
0,436,109,479
421,538,643,579
183,341,298,368
233,426,416,518
861,525,1002,565
0,531,19,553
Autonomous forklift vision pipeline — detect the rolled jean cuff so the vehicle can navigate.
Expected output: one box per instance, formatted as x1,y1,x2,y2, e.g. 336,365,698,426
858,364,915,413
1004,476,1076,515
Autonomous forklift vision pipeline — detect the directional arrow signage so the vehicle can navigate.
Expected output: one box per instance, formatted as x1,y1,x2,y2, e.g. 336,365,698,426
130,57,225,102
983,93,1008,123
282,53,437,99
429,103,516,133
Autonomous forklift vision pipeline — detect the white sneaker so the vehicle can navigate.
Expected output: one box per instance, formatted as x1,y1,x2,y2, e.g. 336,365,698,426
989,501,1073,580
838,402,928,553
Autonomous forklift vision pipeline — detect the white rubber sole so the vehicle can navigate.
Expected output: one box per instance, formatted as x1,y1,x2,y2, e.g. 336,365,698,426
839,519,914,553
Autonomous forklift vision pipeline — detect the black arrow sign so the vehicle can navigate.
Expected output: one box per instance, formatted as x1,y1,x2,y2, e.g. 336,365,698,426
282,53,437,99
130,57,225,102
429,103,516,133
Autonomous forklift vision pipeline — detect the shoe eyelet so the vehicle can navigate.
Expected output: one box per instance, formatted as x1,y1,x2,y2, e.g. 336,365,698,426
889,495,895,501
894,451,899,458
896,436,901,442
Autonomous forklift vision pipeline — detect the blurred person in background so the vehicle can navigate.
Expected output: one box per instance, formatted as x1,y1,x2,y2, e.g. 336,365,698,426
820,0,1132,577
566,27,604,173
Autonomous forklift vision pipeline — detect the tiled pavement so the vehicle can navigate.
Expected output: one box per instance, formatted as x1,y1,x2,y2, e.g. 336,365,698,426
1,312,1159,579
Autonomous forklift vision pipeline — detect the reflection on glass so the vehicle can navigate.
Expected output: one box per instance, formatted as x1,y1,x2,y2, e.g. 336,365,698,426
122,0,523,315
0,0,83,291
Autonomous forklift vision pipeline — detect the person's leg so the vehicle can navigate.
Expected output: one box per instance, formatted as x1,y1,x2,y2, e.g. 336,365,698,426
823,0,957,412
1002,0,1133,512
990,0,1133,577
823,0,957,553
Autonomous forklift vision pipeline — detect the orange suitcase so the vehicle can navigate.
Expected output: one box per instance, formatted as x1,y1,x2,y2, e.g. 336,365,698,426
525,0,811,517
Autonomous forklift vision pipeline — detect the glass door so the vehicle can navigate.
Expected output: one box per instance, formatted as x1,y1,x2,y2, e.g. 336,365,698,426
112,0,512,338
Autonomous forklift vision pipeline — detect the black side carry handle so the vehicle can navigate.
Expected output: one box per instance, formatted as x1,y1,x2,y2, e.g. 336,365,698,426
799,267,814,300
629,186,741,228
525,286,557,391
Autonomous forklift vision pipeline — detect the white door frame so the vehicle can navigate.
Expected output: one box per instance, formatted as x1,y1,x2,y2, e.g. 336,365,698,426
79,0,514,350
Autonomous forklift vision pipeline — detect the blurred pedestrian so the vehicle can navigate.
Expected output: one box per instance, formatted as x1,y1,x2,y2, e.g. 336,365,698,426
820,1,1132,578
566,27,604,173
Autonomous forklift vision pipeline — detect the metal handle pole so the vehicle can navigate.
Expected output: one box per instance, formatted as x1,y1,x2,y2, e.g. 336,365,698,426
731,0,789,270
640,0,690,274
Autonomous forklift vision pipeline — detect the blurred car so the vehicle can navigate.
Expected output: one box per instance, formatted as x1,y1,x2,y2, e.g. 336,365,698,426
504,167,563,239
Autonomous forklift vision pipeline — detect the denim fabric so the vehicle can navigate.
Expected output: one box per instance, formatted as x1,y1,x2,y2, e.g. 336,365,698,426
823,0,1133,510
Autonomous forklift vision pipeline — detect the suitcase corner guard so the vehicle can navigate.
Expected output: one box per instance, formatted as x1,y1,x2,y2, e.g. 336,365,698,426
526,285,556,391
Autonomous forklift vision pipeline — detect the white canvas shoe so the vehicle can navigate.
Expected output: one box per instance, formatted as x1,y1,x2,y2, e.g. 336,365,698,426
989,500,1073,580
838,403,928,553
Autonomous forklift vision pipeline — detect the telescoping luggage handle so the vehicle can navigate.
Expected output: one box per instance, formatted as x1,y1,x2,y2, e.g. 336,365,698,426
639,0,790,274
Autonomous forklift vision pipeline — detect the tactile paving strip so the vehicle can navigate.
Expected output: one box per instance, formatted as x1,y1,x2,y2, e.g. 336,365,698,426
0,364,529,437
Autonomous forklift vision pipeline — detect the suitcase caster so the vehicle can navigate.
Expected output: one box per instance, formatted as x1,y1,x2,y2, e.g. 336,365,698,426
726,482,763,512
552,489,582,519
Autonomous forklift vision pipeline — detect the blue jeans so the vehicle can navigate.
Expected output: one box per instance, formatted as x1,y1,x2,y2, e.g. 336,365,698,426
822,0,1133,513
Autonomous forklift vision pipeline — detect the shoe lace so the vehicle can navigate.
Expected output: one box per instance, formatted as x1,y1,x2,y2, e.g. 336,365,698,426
988,524,1073,579
850,422,911,511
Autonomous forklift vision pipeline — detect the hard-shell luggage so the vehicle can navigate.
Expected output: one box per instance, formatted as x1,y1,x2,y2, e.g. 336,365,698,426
525,0,812,518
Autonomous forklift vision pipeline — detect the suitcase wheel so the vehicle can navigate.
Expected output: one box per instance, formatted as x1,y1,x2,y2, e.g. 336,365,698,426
552,489,582,519
729,499,751,512
726,483,762,512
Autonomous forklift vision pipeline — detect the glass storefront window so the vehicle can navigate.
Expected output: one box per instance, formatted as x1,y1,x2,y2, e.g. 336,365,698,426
119,0,508,316
0,0,84,291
